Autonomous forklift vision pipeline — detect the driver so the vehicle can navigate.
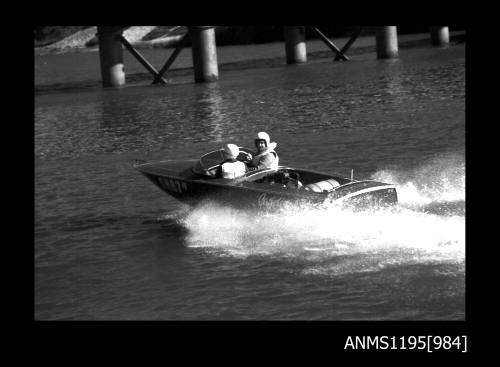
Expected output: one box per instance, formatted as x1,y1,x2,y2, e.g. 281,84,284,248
245,132,279,171
217,144,247,179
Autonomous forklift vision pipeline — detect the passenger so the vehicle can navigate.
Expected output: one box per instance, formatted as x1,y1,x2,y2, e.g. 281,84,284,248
217,144,247,179
245,131,279,171
275,171,303,189
286,172,303,189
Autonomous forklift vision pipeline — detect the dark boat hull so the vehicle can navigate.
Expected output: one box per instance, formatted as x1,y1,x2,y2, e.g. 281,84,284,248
140,170,322,209
135,159,397,210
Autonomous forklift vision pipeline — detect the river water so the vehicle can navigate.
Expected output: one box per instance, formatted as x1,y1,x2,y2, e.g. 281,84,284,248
35,41,465,320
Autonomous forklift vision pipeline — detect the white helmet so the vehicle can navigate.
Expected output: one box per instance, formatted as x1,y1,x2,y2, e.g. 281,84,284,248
224,143,239,159
255,131,270,147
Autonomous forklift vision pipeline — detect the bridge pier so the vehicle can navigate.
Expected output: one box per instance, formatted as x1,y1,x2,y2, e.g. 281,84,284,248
376,26,398,59
284,26,307,64
190,27,219,83
97,26,126,87
430,26,449,46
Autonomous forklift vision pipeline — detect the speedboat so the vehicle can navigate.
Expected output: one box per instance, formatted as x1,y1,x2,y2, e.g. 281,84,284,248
134,147,398,209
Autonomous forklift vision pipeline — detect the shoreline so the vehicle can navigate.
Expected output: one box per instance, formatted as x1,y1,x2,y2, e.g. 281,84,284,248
35,35,184,56
35,30,465,57
34,26,183,56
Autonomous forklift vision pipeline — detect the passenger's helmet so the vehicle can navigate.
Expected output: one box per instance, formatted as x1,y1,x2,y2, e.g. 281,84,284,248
224,143,239,159
255,131,270,147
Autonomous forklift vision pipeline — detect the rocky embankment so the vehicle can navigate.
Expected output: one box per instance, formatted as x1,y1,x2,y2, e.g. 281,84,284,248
35,26,185,55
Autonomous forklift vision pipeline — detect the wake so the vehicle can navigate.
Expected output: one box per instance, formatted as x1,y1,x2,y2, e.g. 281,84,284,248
167,154,465,274
371,153,465,212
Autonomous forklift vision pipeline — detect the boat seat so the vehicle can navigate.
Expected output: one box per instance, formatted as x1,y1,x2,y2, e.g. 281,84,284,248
305,179,340,193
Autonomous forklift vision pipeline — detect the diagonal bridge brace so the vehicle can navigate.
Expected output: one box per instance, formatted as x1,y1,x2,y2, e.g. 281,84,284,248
309,27,363,61
152,32,189,84
118,29,189,85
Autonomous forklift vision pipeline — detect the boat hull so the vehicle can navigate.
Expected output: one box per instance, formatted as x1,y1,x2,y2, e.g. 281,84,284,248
140,171,322,209
135,159,398,210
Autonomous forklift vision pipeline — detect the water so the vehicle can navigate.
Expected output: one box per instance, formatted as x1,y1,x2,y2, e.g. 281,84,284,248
35,42,465,320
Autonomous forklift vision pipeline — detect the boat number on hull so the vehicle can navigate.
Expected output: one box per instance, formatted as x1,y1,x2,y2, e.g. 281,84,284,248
157,177,187,194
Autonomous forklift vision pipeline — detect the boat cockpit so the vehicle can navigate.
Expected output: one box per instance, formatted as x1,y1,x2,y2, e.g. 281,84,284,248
191,147,351,193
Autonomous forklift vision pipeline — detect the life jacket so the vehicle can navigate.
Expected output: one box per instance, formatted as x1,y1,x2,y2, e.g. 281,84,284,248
221,159,247,179
251,142,279,170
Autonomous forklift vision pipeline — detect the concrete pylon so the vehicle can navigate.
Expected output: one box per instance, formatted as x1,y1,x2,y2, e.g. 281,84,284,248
97,26,126,87
190,27,219,83
376,26,398,59
284,26,307,64
430,26,450,46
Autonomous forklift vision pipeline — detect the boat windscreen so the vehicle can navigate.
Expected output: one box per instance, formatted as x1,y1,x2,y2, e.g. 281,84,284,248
193,147,253,176
199,147,253,170
199,150,225,171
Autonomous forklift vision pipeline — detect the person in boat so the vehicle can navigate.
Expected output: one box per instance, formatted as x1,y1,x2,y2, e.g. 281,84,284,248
285,172,303,189
216,143,247,179
272,171,303,189
244,131,279,171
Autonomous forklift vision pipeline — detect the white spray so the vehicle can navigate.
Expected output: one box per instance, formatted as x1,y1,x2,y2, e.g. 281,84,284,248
173,154,465,275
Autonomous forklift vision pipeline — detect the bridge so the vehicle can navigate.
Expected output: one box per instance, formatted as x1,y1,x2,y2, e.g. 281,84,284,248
97,26,451,88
